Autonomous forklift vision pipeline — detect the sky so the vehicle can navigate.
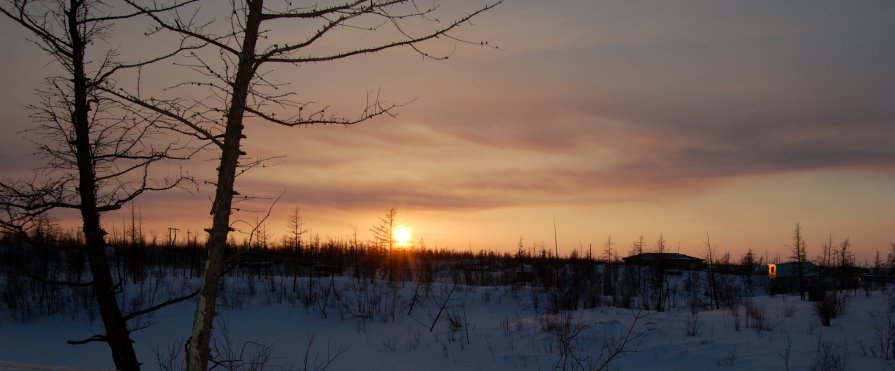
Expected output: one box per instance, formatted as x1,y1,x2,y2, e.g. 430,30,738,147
1,0,894,262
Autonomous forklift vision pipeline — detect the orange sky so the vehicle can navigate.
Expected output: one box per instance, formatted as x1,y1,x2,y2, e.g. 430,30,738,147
2,1,894,263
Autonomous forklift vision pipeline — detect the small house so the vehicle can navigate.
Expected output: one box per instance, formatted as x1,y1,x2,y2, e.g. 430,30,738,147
622,253,704,271
771,261,820,278
768,261,825,295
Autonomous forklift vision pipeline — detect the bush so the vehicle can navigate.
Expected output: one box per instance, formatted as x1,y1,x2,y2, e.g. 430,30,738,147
685,313,700,337
815,292,847,326
744,301,774,335
810,339,848,371
870,311,895,360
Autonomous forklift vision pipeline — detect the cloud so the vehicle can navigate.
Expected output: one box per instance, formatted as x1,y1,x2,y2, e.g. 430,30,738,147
3,0,895,256
393,0,895,197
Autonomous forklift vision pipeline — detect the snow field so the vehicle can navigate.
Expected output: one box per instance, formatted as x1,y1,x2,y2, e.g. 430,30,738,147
1,274,893,370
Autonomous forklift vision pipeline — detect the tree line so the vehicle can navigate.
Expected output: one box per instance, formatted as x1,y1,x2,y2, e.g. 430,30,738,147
4,212,894,366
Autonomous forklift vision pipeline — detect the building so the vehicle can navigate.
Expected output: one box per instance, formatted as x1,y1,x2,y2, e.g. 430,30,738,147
768,261,826,296
622,253,704,271
768,261,820,279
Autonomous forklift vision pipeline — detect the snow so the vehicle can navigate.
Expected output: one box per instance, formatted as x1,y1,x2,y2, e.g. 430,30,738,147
1,275,893,370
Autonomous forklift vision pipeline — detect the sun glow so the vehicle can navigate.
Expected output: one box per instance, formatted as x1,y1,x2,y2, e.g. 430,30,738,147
394,226,411,247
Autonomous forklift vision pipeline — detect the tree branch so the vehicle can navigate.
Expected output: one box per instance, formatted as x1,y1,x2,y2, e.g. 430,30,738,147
122,0,240,56
122,288,200,322
100,87,224,148
67,335,108,345
262,1,502,64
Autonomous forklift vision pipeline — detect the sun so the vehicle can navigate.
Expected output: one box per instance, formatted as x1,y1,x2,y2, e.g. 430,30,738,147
394,226,411,247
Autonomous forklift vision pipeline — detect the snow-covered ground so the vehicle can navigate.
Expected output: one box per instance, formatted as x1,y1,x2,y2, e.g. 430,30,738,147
1,276,893,370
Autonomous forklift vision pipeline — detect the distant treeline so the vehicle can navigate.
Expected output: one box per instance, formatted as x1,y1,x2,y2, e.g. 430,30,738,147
2,222,892,322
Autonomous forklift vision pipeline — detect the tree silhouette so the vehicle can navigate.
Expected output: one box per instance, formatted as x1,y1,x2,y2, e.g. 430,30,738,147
371,207,399,281
0,1,196,369
371,208,398,253
286,206,307,292
704,233,721,310
791,223,807,300
112,1,502,369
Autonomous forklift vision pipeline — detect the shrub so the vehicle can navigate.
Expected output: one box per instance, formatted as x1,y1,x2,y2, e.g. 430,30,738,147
810,339,848,371
870,311,895,360
815,292,848,326
685,313,700,337
745,301,773,334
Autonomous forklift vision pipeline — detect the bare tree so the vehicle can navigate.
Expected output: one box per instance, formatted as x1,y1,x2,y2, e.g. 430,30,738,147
887,242,895,282
370,207,398,281
111,1,502,369
631,235,645,256
817,233,834,293
704,232,720,310
791,223,807,300
837,238,854,291
286,206,307,291
740,248,756,296
371,208,397,252
286,207,307,250
0,1,197,369
602,235,615,297
655,234,666,254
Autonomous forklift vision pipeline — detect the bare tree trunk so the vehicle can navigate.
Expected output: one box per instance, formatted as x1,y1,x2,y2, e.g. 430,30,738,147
82,232,140,371
66,4,139,370
704,233,720,310
186,2,263,369
792,223,807,300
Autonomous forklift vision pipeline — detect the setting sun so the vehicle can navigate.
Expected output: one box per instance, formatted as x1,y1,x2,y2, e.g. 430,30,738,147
394,226,411,247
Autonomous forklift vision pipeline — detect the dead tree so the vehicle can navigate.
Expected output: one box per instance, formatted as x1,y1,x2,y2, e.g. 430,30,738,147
791,223,808,300
704,233,720,310
370,208,398,281
818,234,834,293
114,1,502,369
631,235,645,256
371,208,398,254
740,248,756,296
602,235,615,298
837,238,855,291
286,206,307,292
0,1,197,369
